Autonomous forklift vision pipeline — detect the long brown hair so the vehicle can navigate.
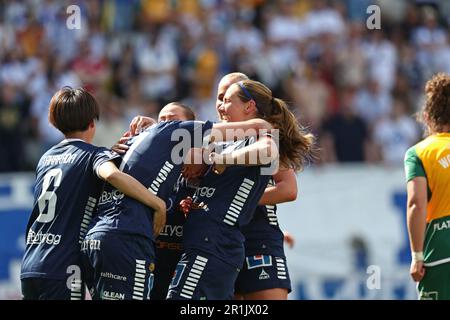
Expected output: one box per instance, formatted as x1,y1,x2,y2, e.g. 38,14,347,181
236,80,315,171
421,73,450,134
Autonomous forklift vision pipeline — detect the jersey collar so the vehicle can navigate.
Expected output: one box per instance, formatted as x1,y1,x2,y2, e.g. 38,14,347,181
59,138,86,145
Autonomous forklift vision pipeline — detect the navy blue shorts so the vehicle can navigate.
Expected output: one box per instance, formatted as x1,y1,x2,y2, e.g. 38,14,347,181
151,247,183,300
81,231,155,300
166,250,240,300
21,277,85,300
234,255,292,295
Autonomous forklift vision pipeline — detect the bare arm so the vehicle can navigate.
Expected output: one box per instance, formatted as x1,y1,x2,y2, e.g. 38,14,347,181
406,176,428,282
210,136,278,169
258,168,297,206
210,119,273,142
127,116,272,142
97,161,166,236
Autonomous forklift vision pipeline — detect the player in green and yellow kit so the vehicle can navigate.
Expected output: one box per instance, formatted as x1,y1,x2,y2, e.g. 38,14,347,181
405,73,450,300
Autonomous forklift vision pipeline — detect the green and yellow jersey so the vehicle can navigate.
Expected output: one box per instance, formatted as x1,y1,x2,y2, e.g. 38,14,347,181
405,132,450,266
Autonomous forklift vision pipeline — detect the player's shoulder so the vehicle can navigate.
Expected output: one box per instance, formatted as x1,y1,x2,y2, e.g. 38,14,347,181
414,134,447,156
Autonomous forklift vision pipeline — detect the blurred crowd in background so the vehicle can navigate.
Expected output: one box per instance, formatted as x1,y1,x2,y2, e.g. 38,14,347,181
1,0,450,172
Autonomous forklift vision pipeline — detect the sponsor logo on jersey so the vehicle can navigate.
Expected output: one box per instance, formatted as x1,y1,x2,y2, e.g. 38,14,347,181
194,186,216,198
160,224,183,238
246,255,272,270
100,272,127,282
101,290,125,300
438,154,450,169
26,230,61,245
259,269,270,280
99,189,124,205
156,240,183,251
81,239,101,251
419,291,438,300
434,220,450,232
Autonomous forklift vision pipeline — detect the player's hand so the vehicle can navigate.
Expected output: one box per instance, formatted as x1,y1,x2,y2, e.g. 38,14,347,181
182,163,208,179
179,197,193,218
209,152,226,174
283,231,295,248
129,116,156,135
152,201,166,237
410,260,425,282
111,134,131,154
182,148,208,179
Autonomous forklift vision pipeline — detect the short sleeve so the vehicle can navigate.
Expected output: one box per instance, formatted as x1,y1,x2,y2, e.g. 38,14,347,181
92,147,122,178
404,146,426,182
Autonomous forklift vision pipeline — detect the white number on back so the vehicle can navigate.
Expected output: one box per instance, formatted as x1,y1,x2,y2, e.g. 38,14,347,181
37,169,62,223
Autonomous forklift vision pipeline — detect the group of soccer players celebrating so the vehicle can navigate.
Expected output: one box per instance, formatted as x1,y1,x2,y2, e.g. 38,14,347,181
20,72,314,300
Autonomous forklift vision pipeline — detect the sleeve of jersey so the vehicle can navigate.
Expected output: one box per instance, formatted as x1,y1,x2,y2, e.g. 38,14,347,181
404,146,426,182
92,147,122,178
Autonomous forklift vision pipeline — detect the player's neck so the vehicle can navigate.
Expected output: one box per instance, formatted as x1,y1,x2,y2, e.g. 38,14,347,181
443,125,450,133
64,131,92,144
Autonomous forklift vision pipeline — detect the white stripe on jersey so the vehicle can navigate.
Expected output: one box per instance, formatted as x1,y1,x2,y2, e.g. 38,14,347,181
149,161,174,195
265,179,279,226
132,259,147,300
223,178,255,226
181,255,208,299
79,196,97,243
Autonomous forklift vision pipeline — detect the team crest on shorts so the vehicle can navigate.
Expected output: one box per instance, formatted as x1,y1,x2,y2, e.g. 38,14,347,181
259,269,270,280
246,255,272,269
149,262,155,272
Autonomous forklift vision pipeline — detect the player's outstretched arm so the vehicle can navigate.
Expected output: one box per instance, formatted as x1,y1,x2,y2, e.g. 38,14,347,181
210,119,273,142
406,176,427,282
97,161,166,236
258,168,297,206
210,136,278,171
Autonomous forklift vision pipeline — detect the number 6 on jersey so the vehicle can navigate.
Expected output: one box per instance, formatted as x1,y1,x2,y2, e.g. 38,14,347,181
37,169,62,223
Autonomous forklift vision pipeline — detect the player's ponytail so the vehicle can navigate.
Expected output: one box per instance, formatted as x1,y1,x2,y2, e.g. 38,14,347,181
236,80,315,171
268,98,315,171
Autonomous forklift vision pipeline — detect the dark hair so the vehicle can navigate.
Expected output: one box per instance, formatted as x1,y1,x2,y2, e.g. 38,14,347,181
236,80,315,171
166,102,196,120
48,87,99,134
420,73,450,134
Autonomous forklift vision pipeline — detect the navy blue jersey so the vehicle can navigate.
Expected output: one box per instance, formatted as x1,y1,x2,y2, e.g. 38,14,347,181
241,178,285,257
87,120,213,241
182,138,272,269
156,175,198,250
21,139,120,280
152,176,199,300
